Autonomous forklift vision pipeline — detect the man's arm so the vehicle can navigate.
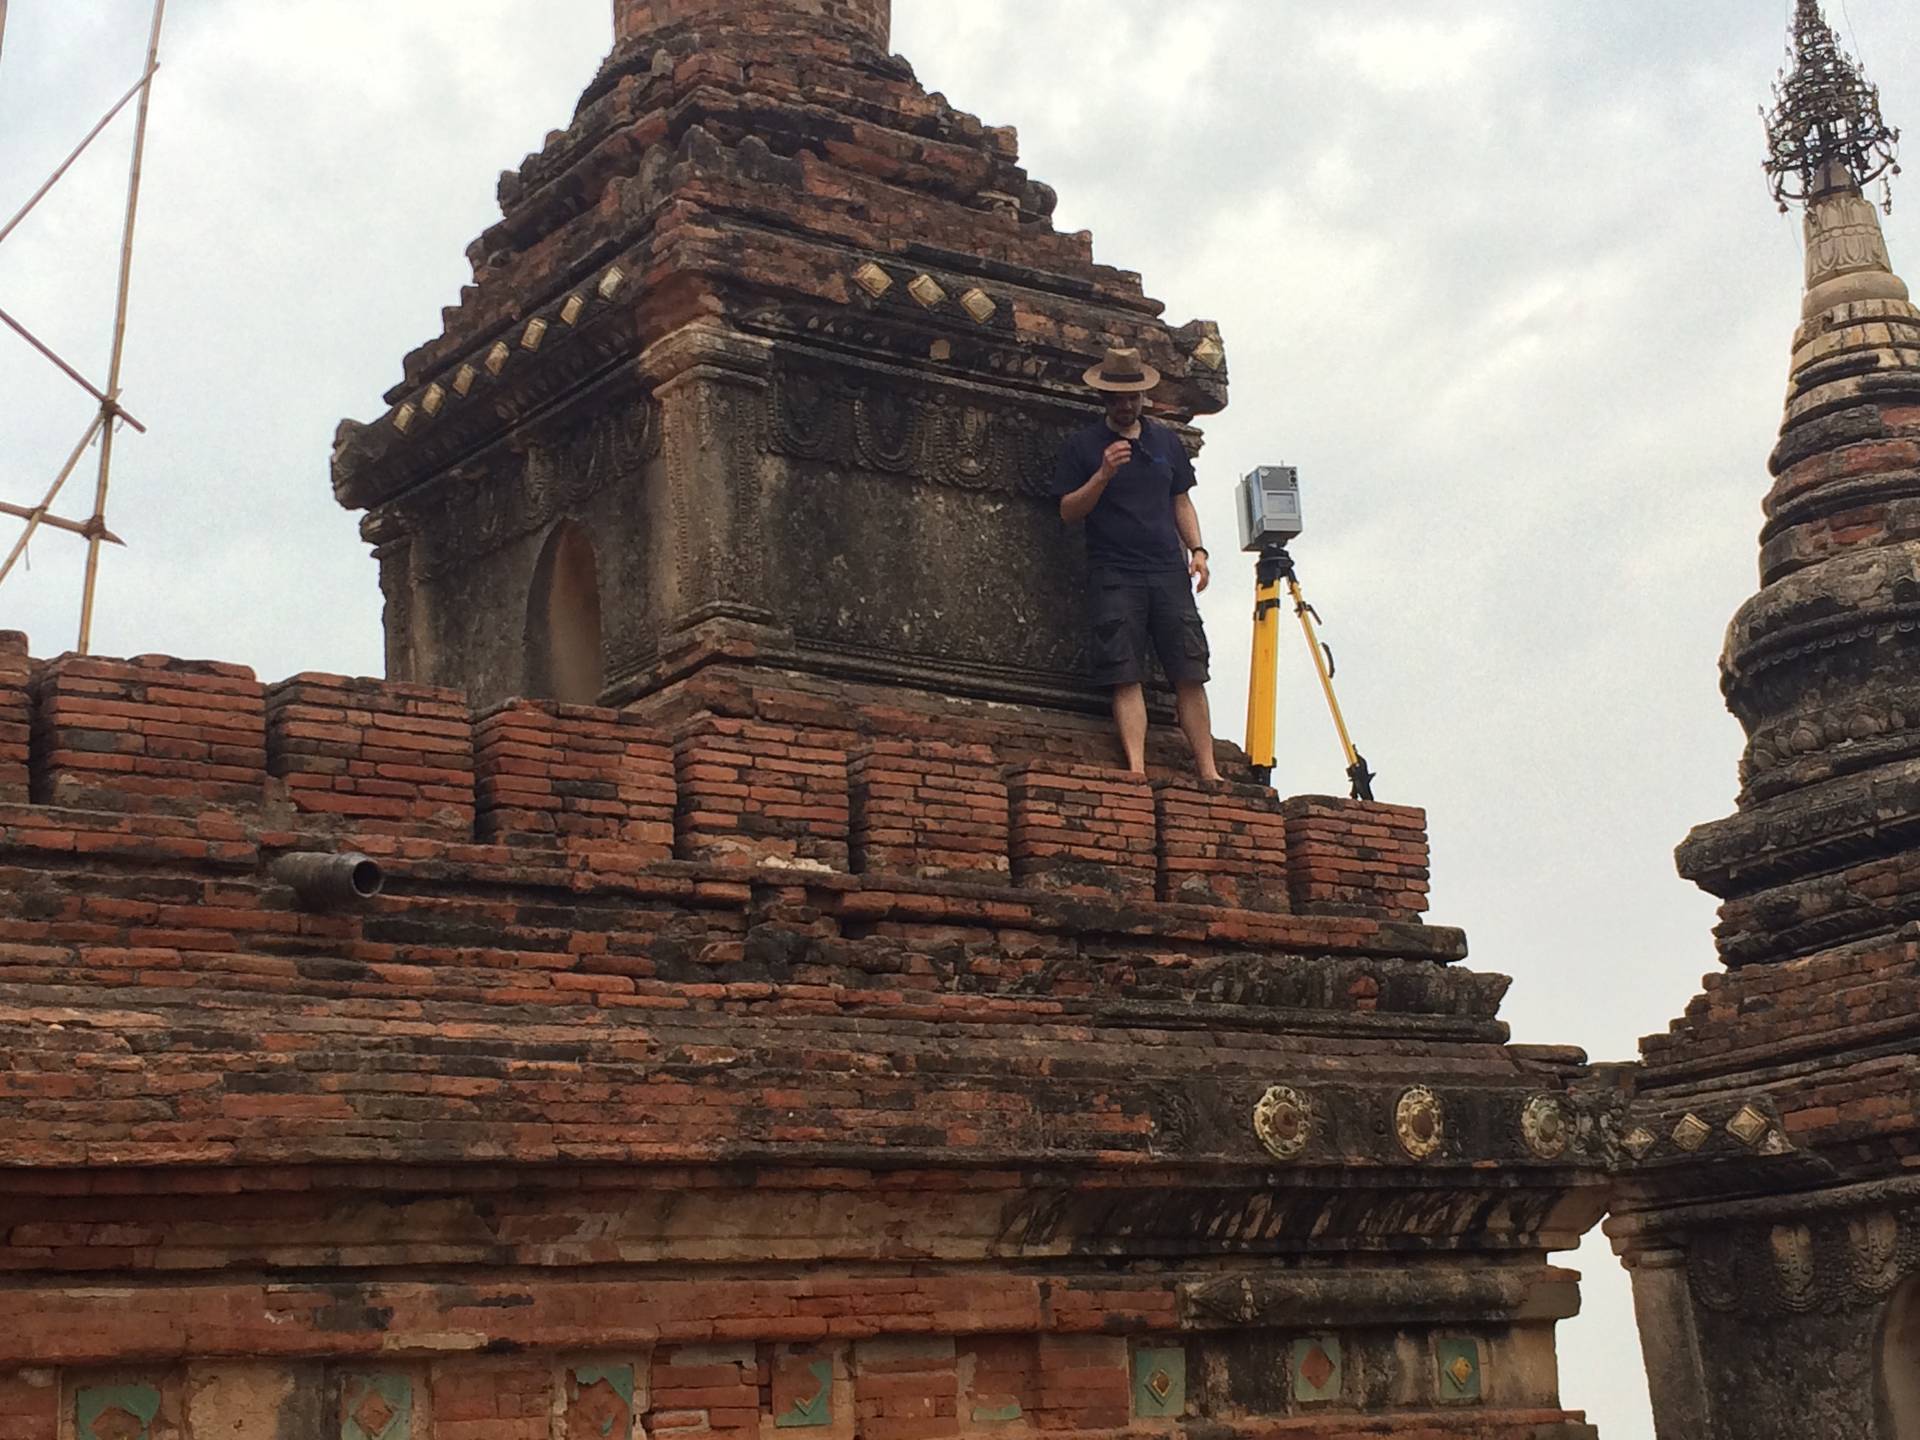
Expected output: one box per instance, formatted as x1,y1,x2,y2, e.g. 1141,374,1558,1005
1172,491,1210,593
1059,439,1134,524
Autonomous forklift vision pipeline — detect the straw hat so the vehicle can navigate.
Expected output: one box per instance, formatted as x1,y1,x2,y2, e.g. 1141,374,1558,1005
1082,346,1161,393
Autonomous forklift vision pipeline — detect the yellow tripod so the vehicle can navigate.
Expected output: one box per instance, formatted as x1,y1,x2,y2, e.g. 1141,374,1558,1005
1245,543,1375,798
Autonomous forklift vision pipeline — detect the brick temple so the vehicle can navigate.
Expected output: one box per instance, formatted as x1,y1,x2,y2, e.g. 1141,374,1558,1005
5,1,1920,1438
0,0,1613,1436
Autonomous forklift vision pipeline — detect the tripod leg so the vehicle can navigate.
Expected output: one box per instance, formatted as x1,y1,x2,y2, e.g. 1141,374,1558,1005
1246,574,1282,786
1285,575,1375,799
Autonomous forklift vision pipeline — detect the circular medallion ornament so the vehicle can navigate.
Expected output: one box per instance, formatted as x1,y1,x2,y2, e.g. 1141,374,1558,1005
1252,1086,1313,1162
1521,1094,1571,1161
1395,1087,1445,1160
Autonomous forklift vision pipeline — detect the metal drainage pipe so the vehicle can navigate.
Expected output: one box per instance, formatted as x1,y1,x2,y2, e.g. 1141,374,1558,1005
271,852,384,910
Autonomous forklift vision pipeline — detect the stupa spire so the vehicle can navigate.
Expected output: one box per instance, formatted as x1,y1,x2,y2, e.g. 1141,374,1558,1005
1763,0,1901,211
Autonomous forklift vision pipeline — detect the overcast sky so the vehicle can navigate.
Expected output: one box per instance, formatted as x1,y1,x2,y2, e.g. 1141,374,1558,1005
6,3,1920,1435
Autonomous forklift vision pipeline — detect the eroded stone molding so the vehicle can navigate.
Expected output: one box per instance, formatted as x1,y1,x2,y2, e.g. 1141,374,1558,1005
767,362,1090,500
386,402,662,584
1686,1205,1920,1316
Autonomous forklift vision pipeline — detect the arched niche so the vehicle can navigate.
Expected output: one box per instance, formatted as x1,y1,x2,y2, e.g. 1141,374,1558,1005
525,520,605,706
1886,1277,1920,1437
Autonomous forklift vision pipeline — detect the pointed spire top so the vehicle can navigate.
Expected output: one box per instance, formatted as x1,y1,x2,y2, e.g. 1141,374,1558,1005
1764,0,1901,212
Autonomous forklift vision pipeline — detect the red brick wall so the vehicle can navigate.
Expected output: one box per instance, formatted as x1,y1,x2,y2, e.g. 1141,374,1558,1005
1282,796,1431,919
476,699,674,855
32,655,266,813
850,739,1008,883
1156,780,1289,912
1007,765,1155,903
267,672,473,836
0,645,1440,934
0,1370,54,1440
676,718,851,870
0,632,28,805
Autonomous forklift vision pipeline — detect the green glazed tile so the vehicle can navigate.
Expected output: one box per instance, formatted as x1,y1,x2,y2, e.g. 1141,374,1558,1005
1132,1346,1185,1419
1436,1339,1483,1404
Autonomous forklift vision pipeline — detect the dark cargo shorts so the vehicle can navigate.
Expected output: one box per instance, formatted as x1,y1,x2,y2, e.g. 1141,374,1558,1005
1089,568,1211,688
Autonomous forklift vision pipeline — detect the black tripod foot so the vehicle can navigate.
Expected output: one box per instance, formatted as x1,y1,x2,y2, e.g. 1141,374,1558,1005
1347,754,1377,803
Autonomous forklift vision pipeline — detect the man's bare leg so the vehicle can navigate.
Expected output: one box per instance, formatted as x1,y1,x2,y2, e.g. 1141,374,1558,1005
1112,684,1148,775
1175,681,1222,784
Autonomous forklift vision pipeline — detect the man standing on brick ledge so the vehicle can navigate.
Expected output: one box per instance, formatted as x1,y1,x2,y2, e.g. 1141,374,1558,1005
1055,347,1222,783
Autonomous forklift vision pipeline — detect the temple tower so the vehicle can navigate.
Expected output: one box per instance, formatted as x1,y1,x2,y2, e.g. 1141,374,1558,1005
333,0,1227,717
1611,5,1920,1436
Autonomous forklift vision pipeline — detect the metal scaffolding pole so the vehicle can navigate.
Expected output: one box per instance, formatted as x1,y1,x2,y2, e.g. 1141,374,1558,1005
76,0,167,655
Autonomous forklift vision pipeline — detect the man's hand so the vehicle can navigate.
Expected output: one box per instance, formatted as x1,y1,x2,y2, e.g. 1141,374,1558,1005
1189,549,1211,594
1097,440,1132,481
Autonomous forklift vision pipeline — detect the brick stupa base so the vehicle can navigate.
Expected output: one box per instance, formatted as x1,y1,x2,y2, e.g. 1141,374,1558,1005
0,631,1605,1439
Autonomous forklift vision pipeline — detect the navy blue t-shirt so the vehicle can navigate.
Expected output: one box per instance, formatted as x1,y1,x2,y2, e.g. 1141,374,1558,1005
1051,417,1197,574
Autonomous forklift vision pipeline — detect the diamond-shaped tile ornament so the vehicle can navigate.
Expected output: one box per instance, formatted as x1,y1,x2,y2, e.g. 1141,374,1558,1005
338,1374,413,1440
772,1355,833,1429
77,1387,160,1440
960,288,997,323
561,293,586,326
1622,1126,1657,1160
1131,1346,1185,1418
1290,1337,1342,1403
485,341,511,376
1191,335,1226,370
1252,1085,1312,1161
597,266,627,302
1728,1106,1771,1147
852,262,893,299
566,1364,635,1440
907,273,947,308
1435,1339,1483,1404
1672,1114,1713,1152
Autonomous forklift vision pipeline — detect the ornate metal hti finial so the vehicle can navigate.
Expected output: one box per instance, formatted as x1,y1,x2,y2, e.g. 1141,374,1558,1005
1764,0,1901,213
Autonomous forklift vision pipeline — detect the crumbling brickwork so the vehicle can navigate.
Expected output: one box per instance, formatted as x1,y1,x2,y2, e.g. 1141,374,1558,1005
0,0,1612,1436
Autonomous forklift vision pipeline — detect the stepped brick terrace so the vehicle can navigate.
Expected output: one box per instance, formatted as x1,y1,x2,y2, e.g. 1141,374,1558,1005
0,632,1612,1439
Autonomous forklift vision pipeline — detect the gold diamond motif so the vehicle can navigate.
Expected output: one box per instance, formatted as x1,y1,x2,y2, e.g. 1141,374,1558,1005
1727,1106,1771,1146
853,262,893,299
485,341,511,376
1622,1126,1657,1160
1445,1356,1475,1389
907,273,946,308
561,293,586,326
598,266,627,301
352,1391,398,1439
960,288,996,323
453,364,478,396
420,384,446,417
1146,1370,1172,1401
1192,335,1226,370
1672,1114,1712,1152
391,403,416,434
521,317,548,351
